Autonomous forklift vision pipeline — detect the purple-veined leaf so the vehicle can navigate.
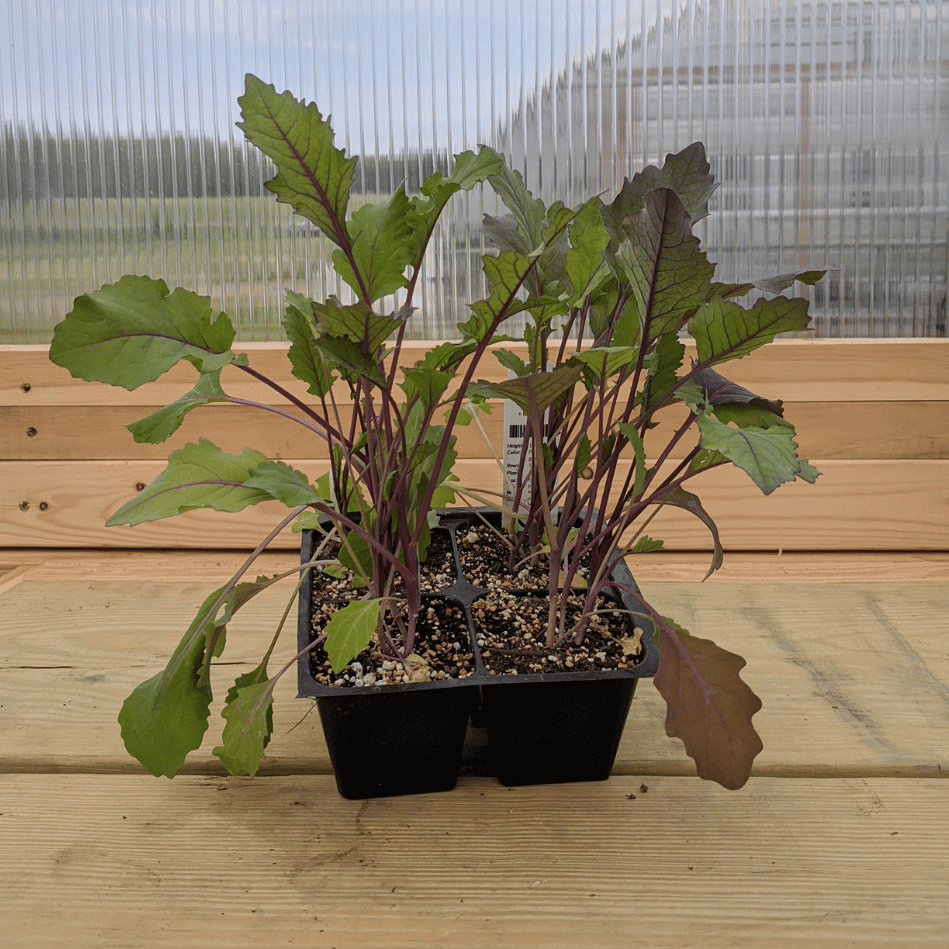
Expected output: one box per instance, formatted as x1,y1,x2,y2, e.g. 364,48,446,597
237,75,356,250
617,189,716,345
695,414,821,495
244,459,328,508
283,291,334,397
50,275,238,389
332,188,414,303
652,485,724,579
602,141,717,253
653,615,763,790
478,365,583,418
689,295,812,365
689,364,785,417
106,439,275,526
408,147,503,260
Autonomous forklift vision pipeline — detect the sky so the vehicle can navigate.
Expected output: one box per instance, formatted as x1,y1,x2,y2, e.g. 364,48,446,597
0,0,675,156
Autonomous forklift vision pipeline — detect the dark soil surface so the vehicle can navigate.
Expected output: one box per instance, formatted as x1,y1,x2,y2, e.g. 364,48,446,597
303,518,645,685
471,591,644,675
308,596,475,687
307,528,457,600
454,520,589,592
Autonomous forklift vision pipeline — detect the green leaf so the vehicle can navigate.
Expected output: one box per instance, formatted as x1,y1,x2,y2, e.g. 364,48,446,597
407,147,503,260
244,459,327,508
695,413,821,495
484,150,547,253
653,485,724,579
213,676,275,777
332,188,414,302
337,531,372,587
313,297,401,356
311,333,387,387
478,365,583,418
237,75,356,250
413,339,479,375
571,346,638,383
601,141,717,252
196,575,286,687
751,269,827,295
283,291,334,397
642,331,686,412
492,348,531,377
324,599,382,673
689,295,812,365
126,370,228,444
106,439,274,526
50,275,237,389
117,625,212,777
565,216,611,306
618,421,649,499
617,189,716,345
628,142,718,223
399,366,452,412
652,615,763,790
631,535,665,553
574,433,592,476
460,251,536,340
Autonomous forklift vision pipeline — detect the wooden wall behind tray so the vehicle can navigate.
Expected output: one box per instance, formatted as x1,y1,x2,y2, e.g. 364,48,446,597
2,339,948,551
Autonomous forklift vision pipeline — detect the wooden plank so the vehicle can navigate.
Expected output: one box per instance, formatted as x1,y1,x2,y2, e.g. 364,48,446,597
0,774,946,948
3,458,948,549
6,548,949,584
5,399,948,461
5,339,949,406
2,580,947,776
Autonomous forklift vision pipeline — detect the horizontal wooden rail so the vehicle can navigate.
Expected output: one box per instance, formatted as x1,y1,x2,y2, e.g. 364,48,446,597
2,339,948,550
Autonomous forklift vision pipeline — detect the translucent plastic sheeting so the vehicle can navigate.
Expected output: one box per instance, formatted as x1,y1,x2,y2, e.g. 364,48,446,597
1,0,946,342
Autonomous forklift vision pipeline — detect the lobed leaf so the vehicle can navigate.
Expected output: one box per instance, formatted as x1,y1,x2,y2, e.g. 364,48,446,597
283,291,334,397
478,365,583,419
244,459,328,508
126,370,228,444
695,414,821,495
617,189,716,345
106,439,275,526
50,275,238,389
653,616,763,790
601,141,717,253
332,188,414,302
689,295,812,365
407,147,503,260
237,75,356,250
213,675,275,777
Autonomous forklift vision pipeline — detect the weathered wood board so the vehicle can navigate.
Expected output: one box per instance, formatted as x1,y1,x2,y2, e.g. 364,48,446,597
3,339,948,551
1,774,946,948
2,580,946,777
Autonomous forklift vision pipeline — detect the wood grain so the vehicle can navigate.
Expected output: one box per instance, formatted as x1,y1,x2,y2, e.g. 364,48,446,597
0,774,946,948
6,548,949,583
5,399,948,461
6,339,949,405
4,458,948,549
2,580,947,777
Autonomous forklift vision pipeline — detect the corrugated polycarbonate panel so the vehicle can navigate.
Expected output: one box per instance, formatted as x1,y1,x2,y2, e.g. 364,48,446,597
1,0,946,342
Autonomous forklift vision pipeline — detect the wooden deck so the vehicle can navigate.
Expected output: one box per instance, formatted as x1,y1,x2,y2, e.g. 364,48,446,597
2,550,947,948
